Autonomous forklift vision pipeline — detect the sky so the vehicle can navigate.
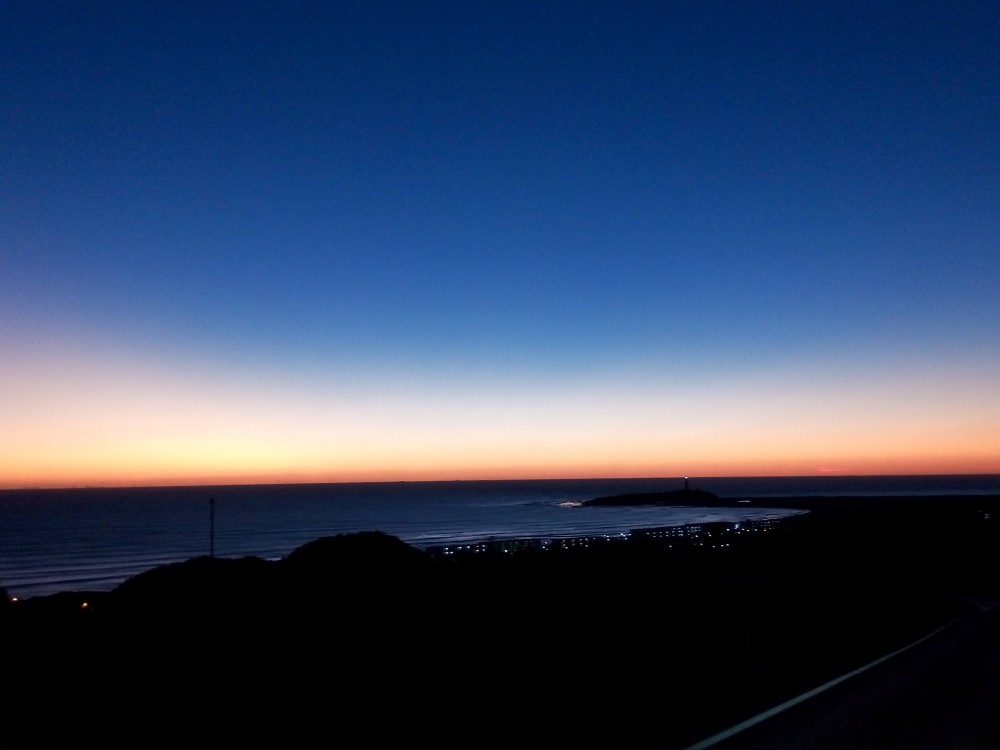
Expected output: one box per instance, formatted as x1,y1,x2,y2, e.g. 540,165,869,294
2,1,998,488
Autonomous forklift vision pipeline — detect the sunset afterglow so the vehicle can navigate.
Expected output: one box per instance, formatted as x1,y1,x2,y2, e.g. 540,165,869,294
3,333,997,488
3,3,998,488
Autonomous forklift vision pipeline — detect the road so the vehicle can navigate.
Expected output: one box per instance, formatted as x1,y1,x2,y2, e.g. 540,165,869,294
684,600,1000,750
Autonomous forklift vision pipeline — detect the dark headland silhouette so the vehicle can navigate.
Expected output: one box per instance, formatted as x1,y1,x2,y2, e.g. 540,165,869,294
4,488,998,747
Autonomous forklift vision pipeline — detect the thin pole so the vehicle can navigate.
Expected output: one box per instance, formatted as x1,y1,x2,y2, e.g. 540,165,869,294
210,496,215,558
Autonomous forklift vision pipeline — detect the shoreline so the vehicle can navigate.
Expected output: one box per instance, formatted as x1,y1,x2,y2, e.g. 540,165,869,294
5,491,997,604
4,492,998,605
4,492,997,748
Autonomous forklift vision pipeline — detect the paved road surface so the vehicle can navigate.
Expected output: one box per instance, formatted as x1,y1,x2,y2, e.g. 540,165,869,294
685,601,1000,750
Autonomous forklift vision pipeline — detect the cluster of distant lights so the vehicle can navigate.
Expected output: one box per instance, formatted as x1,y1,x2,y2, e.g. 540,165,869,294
6,519,790,601
437,532,630,556
434,520,782,556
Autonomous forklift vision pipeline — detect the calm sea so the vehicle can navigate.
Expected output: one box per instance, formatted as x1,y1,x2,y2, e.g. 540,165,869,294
2,474,998,601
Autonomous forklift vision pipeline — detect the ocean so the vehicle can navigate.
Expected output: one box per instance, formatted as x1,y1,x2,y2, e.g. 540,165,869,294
2,474,998,601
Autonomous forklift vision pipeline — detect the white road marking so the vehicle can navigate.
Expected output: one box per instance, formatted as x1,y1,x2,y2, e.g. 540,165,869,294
680,617,961,750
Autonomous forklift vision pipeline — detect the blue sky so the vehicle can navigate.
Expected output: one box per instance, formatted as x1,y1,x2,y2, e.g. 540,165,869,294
3,2,998,486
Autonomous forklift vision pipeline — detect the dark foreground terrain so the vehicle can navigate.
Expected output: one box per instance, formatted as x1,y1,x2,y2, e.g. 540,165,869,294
3,494,998,747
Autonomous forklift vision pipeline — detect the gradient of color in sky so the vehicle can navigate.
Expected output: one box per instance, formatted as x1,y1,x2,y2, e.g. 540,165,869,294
2,1,998,488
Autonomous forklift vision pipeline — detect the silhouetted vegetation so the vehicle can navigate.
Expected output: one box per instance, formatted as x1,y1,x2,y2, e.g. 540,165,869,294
3,496,997,747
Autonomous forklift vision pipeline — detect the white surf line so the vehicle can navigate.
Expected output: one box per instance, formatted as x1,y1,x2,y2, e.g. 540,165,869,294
680,617,961,750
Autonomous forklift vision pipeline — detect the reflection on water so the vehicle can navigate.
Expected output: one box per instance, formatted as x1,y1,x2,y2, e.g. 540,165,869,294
2,474,997,600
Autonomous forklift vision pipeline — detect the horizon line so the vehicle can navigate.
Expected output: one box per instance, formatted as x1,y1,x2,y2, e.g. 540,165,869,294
3,470,999,492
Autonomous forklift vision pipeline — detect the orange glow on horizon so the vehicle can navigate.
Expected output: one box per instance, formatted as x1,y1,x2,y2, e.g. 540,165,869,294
3,340,998,490
3,453,998,490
